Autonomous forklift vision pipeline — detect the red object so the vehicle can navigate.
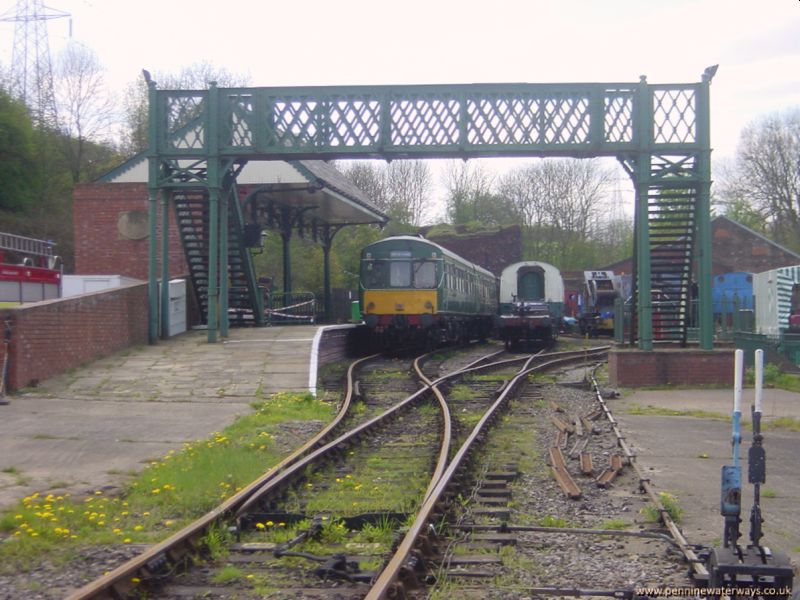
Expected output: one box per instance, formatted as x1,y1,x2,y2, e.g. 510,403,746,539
0,264,61,285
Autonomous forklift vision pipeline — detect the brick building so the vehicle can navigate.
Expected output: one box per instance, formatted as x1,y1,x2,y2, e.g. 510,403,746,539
422,225,522,276
601,215,800,277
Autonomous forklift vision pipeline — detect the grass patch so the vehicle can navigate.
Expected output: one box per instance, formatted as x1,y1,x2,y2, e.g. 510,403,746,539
746,364,800,393
0,391,333,569
211,564,244,584
1,467,20,475
538,515,571,528
626,404,729,421
599,518,631,530
764,417,800,432
761,488,777,498
641,492,683,523
449,385,477,402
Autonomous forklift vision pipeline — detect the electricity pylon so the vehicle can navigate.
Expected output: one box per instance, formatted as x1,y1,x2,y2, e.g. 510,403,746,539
1,0,70,128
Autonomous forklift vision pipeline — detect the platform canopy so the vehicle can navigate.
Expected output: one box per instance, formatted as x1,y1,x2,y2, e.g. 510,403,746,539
100,155,388,226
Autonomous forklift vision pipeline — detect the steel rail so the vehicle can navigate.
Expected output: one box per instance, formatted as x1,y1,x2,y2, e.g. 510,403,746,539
67,347,512,599
412,354,452,503
588,367,709,580
66,353,382,600
365,347,609,600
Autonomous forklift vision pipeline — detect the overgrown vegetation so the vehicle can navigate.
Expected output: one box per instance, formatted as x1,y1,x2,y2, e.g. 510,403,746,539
745,363,800,393
641,492,683,523
0,392,333,568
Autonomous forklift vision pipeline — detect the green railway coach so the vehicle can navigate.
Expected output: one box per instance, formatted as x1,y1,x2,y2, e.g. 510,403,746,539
360,236,498,347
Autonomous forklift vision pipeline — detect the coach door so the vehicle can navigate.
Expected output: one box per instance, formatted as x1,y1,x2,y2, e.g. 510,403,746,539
518,269,544,301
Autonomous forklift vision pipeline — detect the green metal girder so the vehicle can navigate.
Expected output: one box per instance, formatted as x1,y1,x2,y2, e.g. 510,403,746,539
152,81,706,161
147,73,715,347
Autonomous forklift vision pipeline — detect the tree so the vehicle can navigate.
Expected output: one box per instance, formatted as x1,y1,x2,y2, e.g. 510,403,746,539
0,87,37,213
385,160,433,225
718,109,800,250
55,42,118,182
443,161,516,226
339,160,433,228
497,158,615,267
121,61,250,156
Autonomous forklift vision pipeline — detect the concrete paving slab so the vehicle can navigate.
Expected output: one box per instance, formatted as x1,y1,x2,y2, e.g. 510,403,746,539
0,325,320,511
613,387,800,568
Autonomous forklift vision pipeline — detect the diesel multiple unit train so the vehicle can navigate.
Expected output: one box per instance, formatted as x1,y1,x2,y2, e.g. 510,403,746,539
359,236,563,349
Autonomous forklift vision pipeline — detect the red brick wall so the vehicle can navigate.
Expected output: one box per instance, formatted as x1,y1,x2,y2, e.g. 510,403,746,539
425,225,522,276
608,348,735,387
0,283,149,391
73,183,187,279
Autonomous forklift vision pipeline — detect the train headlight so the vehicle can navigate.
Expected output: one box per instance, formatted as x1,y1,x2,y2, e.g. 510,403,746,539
366,302,375,312
424,301,433,310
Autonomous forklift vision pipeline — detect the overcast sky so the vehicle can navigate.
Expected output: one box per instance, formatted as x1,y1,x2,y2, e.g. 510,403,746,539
2,0,799,218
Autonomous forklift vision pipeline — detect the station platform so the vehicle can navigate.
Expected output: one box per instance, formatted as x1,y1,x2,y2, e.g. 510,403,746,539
0,325,336,511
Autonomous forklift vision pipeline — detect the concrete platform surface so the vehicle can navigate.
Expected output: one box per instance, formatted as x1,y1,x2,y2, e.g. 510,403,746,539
614,387,800,568
0,326,319,510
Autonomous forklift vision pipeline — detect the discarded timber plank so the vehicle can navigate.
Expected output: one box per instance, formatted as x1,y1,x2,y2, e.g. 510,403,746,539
580,415,596,434
551,414,574,433
548,446,582,499
555,429,569,448
596,453,625,488
580,452,594,476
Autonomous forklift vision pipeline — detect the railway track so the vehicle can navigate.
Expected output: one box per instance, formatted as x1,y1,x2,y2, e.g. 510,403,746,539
65,343,706,599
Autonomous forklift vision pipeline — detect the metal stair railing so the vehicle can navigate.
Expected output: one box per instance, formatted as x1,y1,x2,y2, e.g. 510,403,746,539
647,188,698,344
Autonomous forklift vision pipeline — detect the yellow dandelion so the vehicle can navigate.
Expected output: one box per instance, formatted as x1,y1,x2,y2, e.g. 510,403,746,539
131,577,141,583
164,520,174,527
134,525,144,531
255,522,265,530
123,538,132,543
266,520,274,527
143,512,150,516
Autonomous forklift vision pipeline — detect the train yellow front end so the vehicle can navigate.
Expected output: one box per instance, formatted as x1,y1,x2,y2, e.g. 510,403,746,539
359,236,497,349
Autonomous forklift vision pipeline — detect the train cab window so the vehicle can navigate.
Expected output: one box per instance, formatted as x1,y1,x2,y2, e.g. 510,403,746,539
413,261,436,289
363,261,387,288
390,261,412,287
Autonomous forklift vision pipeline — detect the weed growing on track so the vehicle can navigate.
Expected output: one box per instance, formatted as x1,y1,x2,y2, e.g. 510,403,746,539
640,492,683,523
0,392,333,570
